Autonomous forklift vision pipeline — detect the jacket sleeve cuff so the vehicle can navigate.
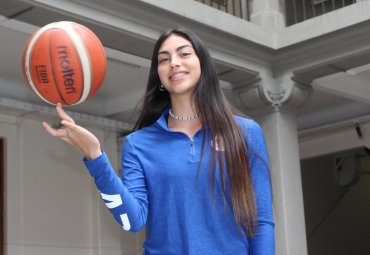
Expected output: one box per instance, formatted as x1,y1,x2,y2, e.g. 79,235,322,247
83,150,108,177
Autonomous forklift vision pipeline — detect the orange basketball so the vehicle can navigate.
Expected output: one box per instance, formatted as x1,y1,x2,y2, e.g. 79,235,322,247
21,21,107,105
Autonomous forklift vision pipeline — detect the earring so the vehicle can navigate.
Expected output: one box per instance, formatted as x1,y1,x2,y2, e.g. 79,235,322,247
159,84,166,91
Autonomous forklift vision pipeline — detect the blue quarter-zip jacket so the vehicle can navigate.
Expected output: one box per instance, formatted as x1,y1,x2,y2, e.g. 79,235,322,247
84,109,275,255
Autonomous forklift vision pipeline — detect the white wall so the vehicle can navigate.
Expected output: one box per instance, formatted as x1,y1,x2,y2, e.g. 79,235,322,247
1,111,144,255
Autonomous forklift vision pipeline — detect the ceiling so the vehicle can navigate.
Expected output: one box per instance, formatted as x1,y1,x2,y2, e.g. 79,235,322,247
0,0,370,133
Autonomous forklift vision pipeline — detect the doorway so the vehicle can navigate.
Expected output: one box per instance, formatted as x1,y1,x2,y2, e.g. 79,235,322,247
301,147,370,255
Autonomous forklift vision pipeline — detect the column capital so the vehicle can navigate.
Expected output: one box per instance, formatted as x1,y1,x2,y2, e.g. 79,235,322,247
235,77,312,114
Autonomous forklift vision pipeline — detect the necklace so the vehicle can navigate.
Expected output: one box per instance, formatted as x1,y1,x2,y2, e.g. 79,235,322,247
169,108,199,120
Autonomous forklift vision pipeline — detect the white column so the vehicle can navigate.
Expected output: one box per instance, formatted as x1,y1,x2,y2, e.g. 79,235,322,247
259,109,307,255
249,0,285,29
236,77,312,255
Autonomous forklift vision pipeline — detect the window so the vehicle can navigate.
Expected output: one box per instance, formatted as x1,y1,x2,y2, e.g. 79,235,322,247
195,0,249,20
286,0,357,26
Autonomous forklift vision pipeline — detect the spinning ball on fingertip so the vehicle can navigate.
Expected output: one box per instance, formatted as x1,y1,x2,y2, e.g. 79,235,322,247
22,21,107,105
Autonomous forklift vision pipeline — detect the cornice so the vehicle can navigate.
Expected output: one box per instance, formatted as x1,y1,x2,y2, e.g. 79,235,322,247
18,0,370,79
135,0,370,76
274,20,370,75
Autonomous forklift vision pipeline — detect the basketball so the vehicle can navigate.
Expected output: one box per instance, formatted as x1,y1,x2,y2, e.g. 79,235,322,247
21,21,107,105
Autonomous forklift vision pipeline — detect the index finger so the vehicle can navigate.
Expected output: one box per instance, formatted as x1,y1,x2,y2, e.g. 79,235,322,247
56,103,75,124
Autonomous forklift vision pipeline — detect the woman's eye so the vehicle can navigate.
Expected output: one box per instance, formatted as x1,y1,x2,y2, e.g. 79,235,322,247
159,58,168,63
181,52,191,57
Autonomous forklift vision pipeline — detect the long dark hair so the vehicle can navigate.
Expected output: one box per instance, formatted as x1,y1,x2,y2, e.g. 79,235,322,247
134,28,257,236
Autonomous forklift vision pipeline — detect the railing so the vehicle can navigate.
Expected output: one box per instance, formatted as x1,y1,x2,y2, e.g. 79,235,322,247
195,0,358,26
286,0,358,26
194,0,250,20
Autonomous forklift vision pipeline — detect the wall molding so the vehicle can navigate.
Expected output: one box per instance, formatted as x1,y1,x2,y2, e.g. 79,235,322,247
299,114,370,159
0,98,133,132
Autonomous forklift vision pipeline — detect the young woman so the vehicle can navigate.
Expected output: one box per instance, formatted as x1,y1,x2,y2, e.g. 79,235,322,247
43,28,275,254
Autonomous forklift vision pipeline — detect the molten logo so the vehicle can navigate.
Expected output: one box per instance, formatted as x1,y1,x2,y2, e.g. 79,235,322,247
57,45,76,94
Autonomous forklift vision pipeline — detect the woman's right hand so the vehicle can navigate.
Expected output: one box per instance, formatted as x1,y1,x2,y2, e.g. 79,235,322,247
42,103,102,160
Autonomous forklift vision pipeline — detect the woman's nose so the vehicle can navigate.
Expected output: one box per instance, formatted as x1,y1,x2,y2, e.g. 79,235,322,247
170,56,180,68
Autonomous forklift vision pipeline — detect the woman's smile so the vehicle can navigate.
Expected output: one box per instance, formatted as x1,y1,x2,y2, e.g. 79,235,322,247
169,71,188,81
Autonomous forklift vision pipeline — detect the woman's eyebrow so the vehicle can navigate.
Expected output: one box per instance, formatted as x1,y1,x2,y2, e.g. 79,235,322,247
158,45,193,56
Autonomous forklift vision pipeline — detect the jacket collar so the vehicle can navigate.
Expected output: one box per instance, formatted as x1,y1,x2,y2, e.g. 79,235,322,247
155,107,171,131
